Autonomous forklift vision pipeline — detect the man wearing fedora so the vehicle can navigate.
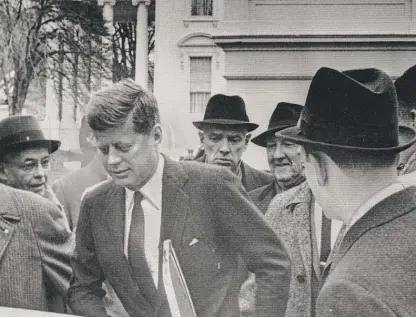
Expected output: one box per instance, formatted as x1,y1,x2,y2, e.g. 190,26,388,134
241,102,342,316
193,94,274,192
278,67,416,316
0,115,74,312
249,102,305,213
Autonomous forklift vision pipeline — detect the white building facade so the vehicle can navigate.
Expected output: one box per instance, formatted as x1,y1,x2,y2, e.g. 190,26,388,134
154,0,416,168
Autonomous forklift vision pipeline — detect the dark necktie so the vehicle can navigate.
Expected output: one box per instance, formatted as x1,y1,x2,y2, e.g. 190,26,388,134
128,191,157,304
320,213,332,265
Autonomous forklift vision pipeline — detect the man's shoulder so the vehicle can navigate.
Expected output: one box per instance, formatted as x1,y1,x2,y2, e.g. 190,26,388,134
82,178,114,201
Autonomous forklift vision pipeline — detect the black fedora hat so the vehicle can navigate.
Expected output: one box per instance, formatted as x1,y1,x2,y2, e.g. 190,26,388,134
277,67,416,153
0,115,61,155
251,102,303,147
193,94,259,132
394,64,416,106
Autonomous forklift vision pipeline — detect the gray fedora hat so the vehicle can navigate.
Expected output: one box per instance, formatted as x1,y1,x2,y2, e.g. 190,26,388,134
0,115,61,155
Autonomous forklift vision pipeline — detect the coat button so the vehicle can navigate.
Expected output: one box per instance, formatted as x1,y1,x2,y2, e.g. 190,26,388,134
297,274,305,283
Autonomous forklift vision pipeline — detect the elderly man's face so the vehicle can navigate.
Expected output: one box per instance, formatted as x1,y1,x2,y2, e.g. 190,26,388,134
0,147,50,197
199,125,250,171
266,135,304,187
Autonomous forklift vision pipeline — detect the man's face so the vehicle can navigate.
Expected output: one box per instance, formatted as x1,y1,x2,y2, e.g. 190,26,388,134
94,117,161,191
266,135,304,186
0,147,50,196
199,125,249,171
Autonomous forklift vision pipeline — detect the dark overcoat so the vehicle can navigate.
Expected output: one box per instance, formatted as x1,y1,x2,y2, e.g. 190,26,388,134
317,185,416,316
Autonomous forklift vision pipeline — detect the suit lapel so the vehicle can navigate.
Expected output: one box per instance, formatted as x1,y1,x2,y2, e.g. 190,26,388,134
153,156,191,315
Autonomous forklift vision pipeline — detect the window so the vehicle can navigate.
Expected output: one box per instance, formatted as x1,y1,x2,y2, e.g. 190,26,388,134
190,57,211,113
191,0,213,16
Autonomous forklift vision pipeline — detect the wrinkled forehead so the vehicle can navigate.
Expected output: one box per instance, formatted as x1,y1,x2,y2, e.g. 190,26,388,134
201,124,248,137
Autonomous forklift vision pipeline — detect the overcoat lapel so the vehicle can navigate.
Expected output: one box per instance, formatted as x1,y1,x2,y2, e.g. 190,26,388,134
332,185,416,269
101,182,155,316
291,184,316,281
320,185,416,285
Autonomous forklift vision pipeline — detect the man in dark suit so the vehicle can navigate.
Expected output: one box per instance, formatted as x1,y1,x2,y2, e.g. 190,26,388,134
278,67,416,316
67,80,291,317
193,94,274,192
0,182,73,312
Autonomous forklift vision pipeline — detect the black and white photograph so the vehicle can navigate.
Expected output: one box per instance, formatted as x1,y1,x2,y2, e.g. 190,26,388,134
1,0,416,316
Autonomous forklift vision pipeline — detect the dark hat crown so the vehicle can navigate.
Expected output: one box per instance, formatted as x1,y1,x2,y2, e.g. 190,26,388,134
193,94,259,132
300,67,400,149
0,115,45,140
268,102,303,130
0,115,60,154
203,94,249,122
394,64,416,106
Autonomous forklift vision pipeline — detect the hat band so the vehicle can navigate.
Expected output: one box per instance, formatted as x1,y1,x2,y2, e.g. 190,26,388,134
299,108,399,148
0,130,46,148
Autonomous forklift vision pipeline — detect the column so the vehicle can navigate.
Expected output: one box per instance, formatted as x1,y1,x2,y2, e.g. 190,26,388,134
97,0,116,87
98,0,116,34
132,0,151,88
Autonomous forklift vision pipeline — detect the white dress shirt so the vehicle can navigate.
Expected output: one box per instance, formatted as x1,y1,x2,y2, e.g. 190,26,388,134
124,155,164,287
313,201,343,258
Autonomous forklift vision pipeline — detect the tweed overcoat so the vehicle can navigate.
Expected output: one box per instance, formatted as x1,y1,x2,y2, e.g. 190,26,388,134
316,185,416,316
68,157,291,317
0,183,74,311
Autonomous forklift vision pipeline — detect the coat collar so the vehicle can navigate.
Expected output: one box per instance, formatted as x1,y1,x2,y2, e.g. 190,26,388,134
332,185,416,268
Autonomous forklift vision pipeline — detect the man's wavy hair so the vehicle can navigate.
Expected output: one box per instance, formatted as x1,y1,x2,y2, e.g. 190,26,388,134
86,79,160,135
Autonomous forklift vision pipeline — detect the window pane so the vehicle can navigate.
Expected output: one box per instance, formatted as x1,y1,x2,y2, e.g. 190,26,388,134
190,92,211,113
191,0,213,16
190,57,211,113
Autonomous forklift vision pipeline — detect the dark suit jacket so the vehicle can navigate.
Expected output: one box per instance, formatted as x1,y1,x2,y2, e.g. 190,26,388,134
316,185,416,316
52,157,108,230
0,183,74,311
68,157,291,317
195,155,274,192
249,182,279,214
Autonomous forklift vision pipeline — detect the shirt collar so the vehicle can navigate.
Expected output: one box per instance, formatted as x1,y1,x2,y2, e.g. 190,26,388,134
347,180,405,229
125,154,164,210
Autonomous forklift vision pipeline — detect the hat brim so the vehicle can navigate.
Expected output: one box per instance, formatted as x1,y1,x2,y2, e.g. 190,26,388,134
276,125,416,153
193,119,259,132
1,139,61,155
251,125,294,147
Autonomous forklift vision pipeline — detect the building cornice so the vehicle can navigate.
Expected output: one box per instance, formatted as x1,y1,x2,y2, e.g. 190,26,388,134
213,34,416,51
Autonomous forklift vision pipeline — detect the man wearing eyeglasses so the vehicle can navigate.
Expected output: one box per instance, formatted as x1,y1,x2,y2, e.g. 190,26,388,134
0,115,73,314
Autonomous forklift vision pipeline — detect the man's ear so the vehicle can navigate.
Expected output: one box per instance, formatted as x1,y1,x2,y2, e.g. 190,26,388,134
307,152,328,187
0,163,9,184
198,131,205,147
245,133,251,145
152,124,163,145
